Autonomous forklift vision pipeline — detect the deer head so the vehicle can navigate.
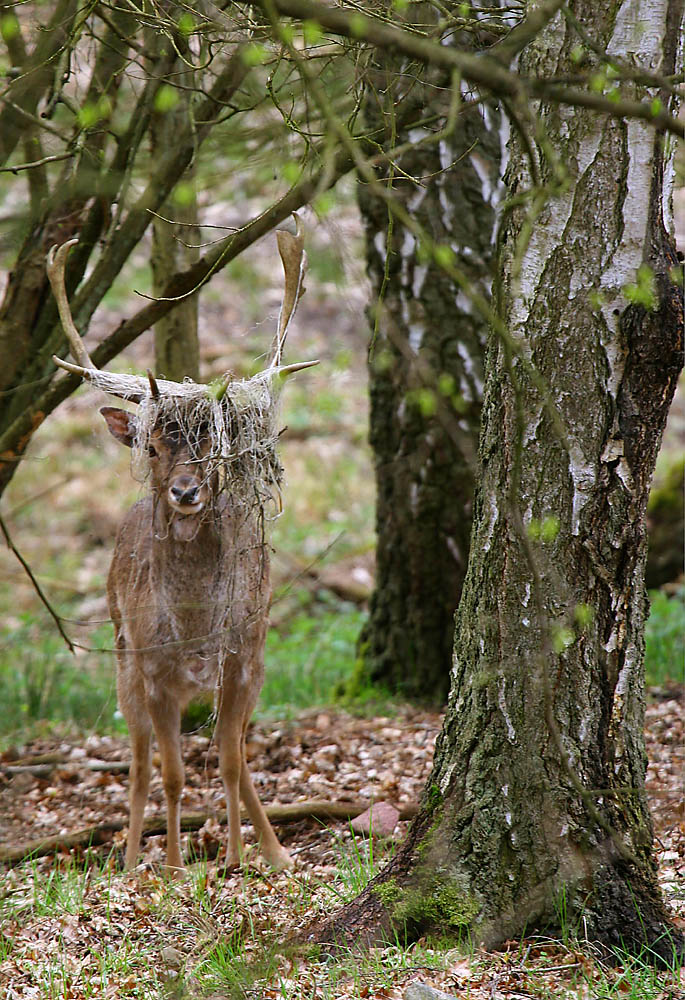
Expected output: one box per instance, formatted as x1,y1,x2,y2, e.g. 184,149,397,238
47,220,317,538
100,406,218,540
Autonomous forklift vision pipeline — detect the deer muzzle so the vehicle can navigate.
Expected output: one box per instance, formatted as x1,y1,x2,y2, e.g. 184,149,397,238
168,476,205,514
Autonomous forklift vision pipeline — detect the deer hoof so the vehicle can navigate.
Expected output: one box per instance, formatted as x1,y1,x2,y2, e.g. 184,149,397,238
268,848,293,871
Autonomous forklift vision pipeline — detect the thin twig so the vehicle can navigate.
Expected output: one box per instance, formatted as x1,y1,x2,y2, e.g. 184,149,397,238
0,513,75,654
0,151,73,173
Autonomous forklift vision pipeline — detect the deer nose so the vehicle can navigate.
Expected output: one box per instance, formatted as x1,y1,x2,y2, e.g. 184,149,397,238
170,483,200,506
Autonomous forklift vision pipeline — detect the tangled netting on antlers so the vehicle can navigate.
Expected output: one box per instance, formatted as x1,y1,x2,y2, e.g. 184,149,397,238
48,218,312,527
87,369,285,516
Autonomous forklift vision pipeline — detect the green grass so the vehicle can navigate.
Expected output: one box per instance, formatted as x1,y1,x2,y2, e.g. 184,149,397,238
262,605,366,718
0,603,367,742
0,615,119,742
644,587,685,687
1,586,682,742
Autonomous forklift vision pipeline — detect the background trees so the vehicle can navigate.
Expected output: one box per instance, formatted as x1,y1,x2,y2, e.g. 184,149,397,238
1,0,683,971
352,5,501,703
0,2,356,498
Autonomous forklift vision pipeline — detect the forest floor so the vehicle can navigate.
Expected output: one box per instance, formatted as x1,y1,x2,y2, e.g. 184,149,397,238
1,186,684,1000
0,689,683,999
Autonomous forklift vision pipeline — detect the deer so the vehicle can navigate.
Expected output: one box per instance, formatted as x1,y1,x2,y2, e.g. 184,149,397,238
47,223,317,873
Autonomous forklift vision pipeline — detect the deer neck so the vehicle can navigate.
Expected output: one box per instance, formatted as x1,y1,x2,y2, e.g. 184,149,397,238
149,498,227,629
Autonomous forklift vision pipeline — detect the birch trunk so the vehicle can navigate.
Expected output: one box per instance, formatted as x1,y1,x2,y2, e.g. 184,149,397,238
354,7,502,701
318,0,683,958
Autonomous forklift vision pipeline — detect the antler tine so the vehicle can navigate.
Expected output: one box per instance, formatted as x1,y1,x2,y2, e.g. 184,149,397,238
47,240,149,402
147,369,160,399
269,214,307,370
46,239,95,371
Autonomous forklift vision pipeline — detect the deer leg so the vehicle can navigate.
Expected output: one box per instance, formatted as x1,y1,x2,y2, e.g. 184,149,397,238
239,756,292,870
216,713,244,867
117,653,153,870
123,719,152,870
147,695,185,872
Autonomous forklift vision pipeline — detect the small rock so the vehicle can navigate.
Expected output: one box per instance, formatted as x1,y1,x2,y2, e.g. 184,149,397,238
403,982,456,1000
160,945,184,969
315,712,331,731
350,801,399,838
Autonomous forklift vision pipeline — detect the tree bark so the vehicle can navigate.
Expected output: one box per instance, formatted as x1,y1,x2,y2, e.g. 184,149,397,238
316,0,684,961
152,207,200,382
353,5,502,703
149,17,201,382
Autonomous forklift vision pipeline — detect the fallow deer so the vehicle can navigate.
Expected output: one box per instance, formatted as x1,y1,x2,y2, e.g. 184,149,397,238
47,225,316,872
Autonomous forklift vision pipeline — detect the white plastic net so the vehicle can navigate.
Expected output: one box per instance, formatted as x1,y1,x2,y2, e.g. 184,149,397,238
88,369,284,516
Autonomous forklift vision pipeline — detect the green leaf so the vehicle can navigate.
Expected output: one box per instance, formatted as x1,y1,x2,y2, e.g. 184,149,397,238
349,13,368,37
281,161,301,185
154,84,179,113
574,603,595,628
623,264,657,311
540,516,560,543
438,373,455,396
302,19,323,44
410,388,437,417
0,14,19,41
370,348,393,374
527,519,541,542
77,102,101,128
242,42,269,66
416,242,431,265
434,244,454,269
177,12,194,36
279,24,295,45
173,181,195,207
553,627,575,653
313,191,335,216
650,97,663,117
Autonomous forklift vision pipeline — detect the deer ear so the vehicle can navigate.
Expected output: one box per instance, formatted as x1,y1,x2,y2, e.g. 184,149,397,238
100,407,136,448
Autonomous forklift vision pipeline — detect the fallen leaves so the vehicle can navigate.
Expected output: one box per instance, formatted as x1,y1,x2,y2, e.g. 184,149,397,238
0,692,683,999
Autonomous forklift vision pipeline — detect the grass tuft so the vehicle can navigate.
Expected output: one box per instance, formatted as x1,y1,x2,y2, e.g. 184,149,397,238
644,587,685,687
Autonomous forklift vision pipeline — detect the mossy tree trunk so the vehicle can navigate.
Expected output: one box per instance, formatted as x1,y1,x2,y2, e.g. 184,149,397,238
318,0,683,959
354,5,503,703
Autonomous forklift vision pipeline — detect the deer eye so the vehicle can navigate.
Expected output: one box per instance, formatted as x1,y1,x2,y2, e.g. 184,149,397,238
148,444,158,459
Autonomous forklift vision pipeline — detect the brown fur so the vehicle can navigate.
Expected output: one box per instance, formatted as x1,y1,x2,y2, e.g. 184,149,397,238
103,407,291,872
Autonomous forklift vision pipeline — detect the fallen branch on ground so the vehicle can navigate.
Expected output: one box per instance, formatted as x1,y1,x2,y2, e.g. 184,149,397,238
0,799,418,865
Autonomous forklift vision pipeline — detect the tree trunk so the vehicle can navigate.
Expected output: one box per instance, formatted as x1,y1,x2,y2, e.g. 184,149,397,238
149,19,201,382
353,7,503,702
152,206,200,382
316,0,683,960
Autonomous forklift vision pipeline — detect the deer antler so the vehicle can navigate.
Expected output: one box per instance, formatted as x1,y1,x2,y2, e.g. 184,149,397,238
213,216,318,400
46,239,95,371
48,224,318,407
48,240,158,403
269,214,307,369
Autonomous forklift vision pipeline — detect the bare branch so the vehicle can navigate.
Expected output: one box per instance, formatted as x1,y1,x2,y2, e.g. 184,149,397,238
243,0,684,138
0,513,75,655
0,151,73,174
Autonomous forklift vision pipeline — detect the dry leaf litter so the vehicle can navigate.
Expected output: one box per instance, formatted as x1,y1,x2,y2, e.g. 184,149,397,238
1,692,683,999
